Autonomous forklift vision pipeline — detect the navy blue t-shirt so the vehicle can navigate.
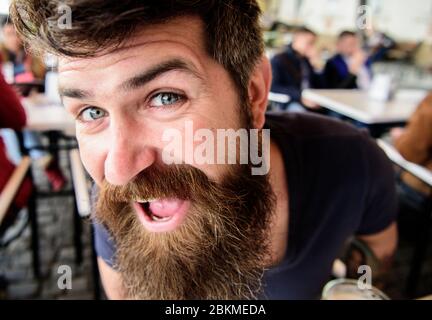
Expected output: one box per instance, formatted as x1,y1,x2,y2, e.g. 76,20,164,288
93,112,397,299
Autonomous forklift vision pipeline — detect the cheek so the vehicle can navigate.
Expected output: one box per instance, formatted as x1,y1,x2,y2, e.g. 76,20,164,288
77,135,107,185
195,162,234,184
163,119,239,183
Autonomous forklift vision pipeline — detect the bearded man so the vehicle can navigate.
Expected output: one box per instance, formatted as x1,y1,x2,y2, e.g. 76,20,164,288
11,0,398,299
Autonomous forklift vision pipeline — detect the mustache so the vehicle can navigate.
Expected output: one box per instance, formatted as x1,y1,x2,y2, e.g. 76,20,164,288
98,163,245,205
94,162,275,299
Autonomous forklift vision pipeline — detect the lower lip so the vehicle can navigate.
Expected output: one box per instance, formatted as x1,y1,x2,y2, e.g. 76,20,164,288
132,200,190,233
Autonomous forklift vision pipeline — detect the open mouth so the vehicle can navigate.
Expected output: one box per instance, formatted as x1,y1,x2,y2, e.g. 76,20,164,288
133,198,190,232
140,201,172,222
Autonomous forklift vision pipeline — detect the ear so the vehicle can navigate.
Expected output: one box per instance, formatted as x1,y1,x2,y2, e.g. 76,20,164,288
248,56,272,129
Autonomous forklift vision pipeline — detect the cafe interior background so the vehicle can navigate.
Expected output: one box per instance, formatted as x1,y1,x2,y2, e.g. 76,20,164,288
0,0,432,300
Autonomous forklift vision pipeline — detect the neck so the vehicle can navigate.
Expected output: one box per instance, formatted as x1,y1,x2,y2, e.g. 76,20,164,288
291,43,305,57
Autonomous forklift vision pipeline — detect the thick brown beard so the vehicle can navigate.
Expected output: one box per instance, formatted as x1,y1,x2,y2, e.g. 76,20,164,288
95,163,275,300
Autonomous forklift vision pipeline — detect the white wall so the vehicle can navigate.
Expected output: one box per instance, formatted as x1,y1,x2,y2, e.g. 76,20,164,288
298,0,358,34
276,0,359,34
277,0,298,23
369,0,432,42
0,0,10,15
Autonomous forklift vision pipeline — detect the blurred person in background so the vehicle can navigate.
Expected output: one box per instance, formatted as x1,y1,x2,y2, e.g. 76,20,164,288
1,16,45,85
0,72,32,235
323,31,372,90
270,26,324,112
0,16,66,191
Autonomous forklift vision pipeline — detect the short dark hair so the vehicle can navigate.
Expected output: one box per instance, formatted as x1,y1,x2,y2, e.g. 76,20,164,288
338,30,357,40
293,26,317,37
10,0,264,103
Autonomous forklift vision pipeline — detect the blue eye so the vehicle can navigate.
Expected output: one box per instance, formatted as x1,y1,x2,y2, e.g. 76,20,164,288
150,92,183,108
80,107,107,122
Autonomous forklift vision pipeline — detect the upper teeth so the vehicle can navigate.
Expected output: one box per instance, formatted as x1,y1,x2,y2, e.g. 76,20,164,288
136,198,156,203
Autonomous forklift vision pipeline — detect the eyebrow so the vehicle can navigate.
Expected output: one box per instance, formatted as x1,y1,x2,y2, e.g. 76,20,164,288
120,58,203,91
60,88,91,99
59,58,203,100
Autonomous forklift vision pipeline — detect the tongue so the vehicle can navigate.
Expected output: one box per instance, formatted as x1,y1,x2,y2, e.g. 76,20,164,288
149,198,184,218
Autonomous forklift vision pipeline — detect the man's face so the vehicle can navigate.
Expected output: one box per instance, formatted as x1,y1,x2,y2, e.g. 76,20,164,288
59,16,274,299
293,32,316,57
337,36,359,57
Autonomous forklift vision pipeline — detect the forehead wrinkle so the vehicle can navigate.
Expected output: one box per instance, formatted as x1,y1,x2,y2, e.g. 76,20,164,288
60,43,213,99
59,52,143,73
59,36,208,73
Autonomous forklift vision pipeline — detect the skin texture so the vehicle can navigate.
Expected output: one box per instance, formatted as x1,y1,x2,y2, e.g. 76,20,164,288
58,16,396,299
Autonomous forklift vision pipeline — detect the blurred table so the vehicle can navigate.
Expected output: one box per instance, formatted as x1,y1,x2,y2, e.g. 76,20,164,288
377,139,432,186
302,89,427,125
21,94,75,135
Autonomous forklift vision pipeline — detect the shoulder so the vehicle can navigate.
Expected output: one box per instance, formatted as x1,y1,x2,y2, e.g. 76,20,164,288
325,54,339,65
265,112,365,140
325,54,344,67
271,50,294,64
271,52,283,64
265,112,389,179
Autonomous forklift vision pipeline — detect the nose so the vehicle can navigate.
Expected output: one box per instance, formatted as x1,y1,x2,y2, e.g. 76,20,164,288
104,120,156,186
